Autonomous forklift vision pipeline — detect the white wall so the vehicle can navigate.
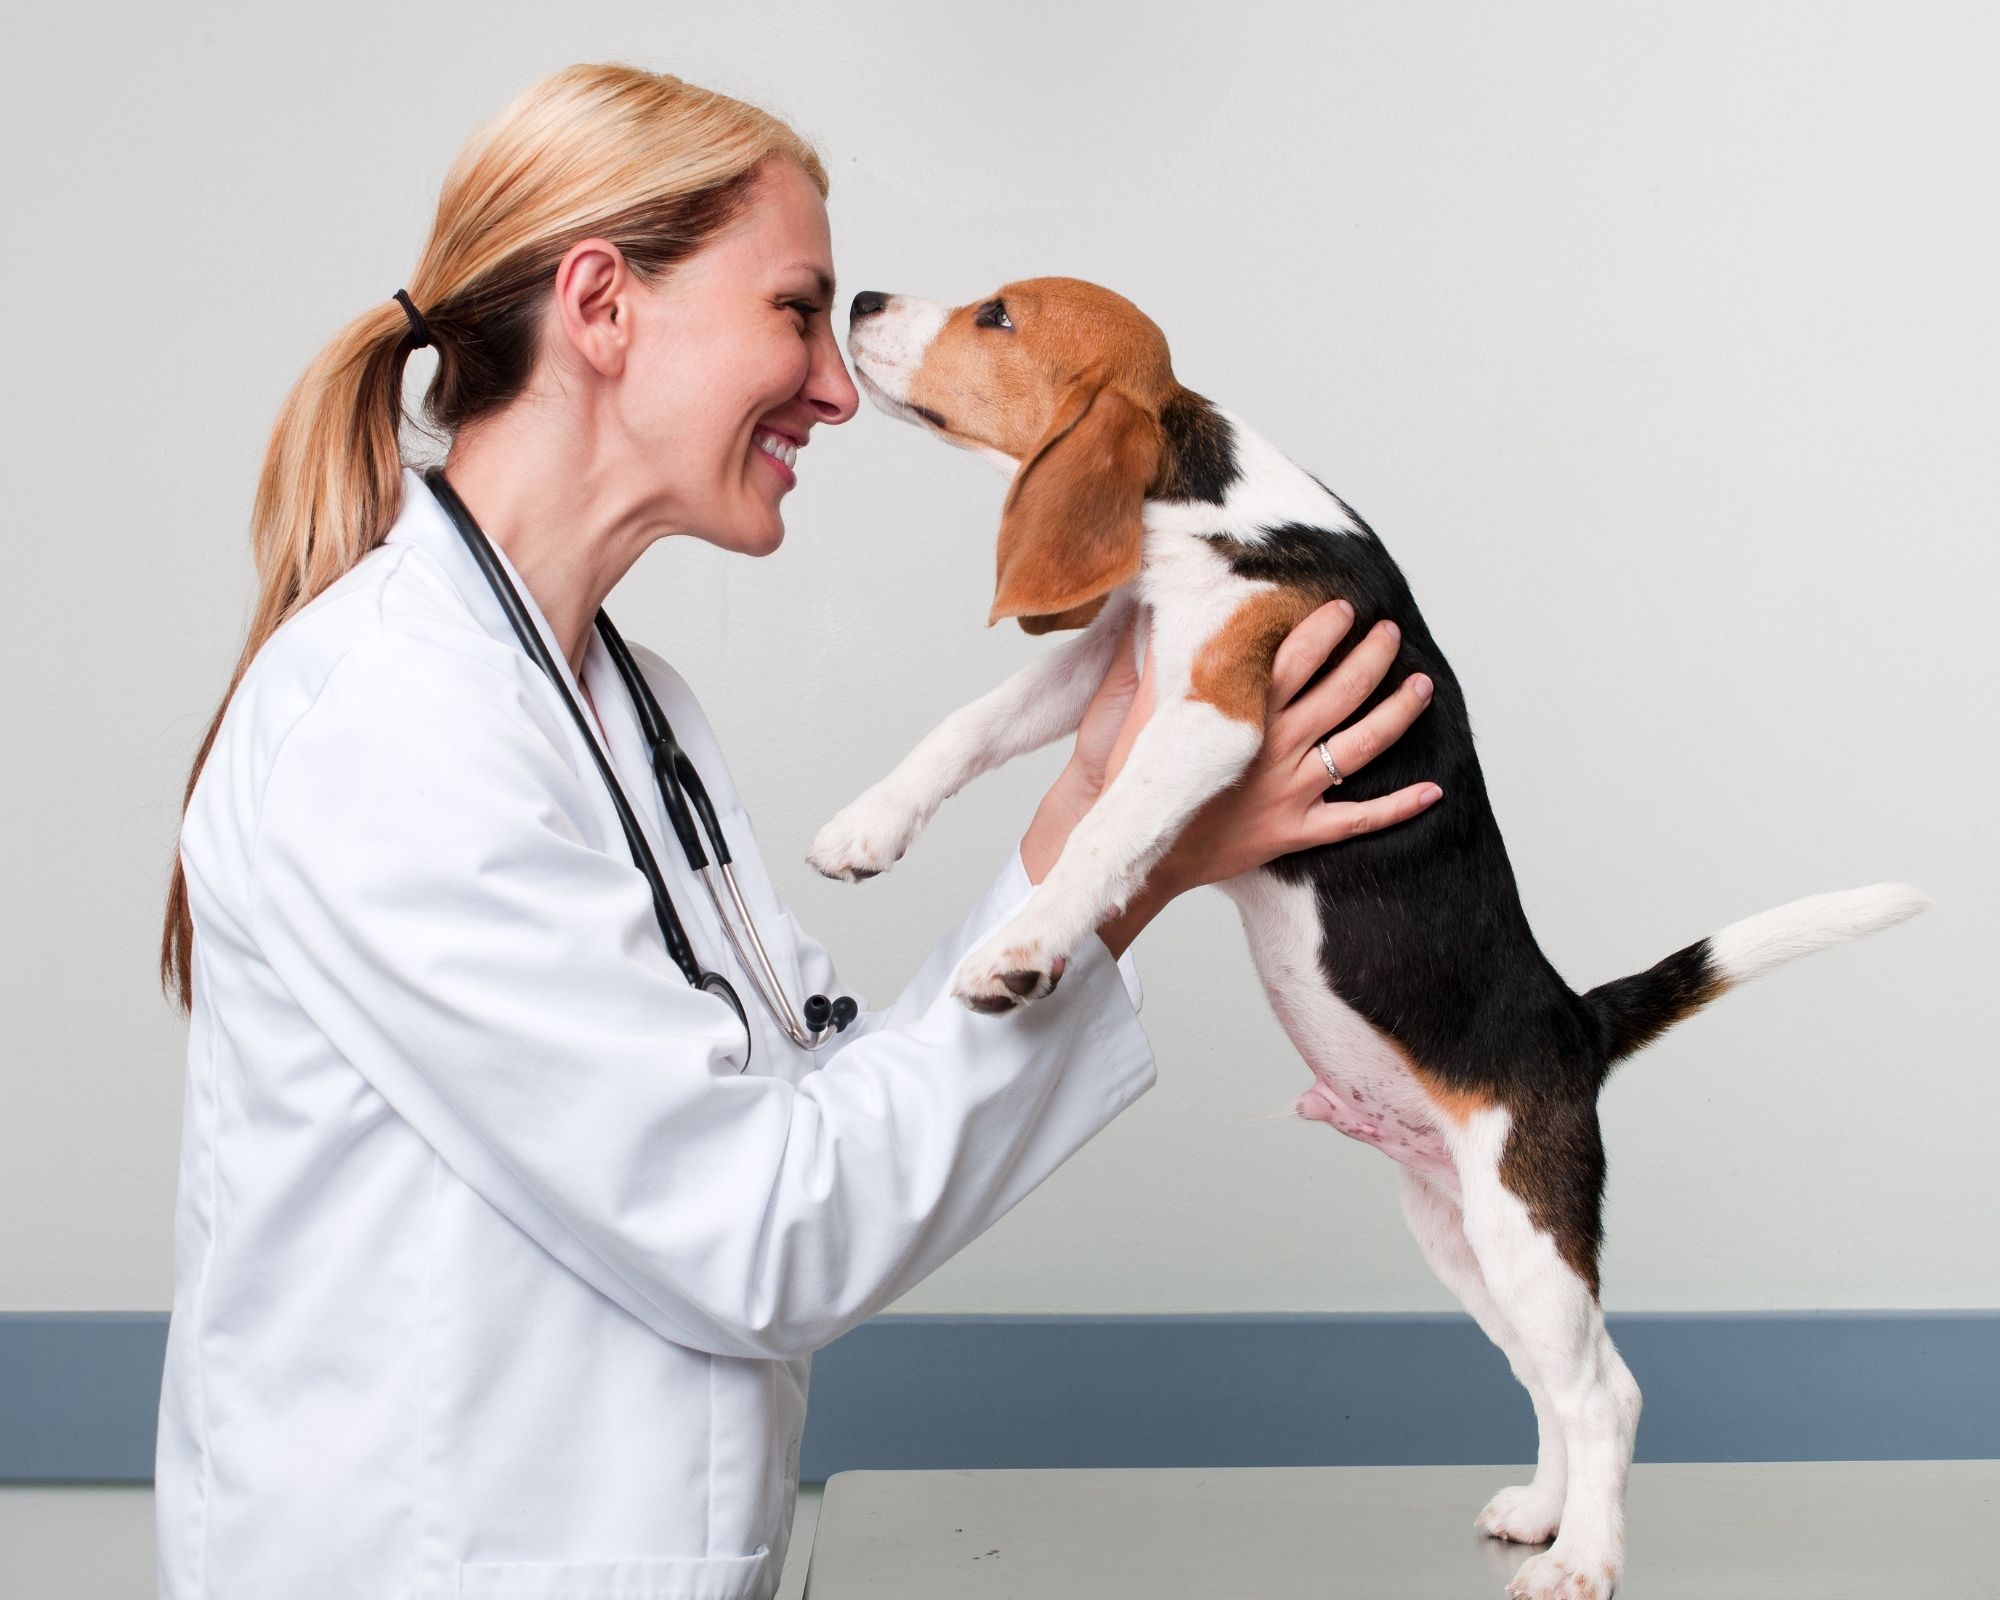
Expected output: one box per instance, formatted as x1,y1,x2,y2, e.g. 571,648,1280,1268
4,1,1992,1338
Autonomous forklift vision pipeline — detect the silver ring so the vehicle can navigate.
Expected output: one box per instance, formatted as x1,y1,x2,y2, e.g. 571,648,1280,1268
1316,738,1343,785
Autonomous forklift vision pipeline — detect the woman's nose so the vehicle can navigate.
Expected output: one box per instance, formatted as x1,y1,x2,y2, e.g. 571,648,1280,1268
806,332,860,425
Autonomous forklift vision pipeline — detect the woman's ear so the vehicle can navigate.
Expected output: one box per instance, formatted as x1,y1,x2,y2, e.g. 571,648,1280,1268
989,378,1162,632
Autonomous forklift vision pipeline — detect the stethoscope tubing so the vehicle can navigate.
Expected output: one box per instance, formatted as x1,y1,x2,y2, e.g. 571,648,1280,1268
423,467,849,1063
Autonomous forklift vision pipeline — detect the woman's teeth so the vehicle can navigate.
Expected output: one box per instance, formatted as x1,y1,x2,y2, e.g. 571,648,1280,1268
754,429,798,470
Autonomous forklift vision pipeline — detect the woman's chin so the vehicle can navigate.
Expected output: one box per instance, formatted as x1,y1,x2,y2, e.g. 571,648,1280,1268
729,522,784,558
737,481,788,555
700,500,785,557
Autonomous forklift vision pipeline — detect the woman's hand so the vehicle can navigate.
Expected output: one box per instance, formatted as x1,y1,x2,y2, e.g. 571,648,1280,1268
1147,600,1441,894
1022,600,1441,902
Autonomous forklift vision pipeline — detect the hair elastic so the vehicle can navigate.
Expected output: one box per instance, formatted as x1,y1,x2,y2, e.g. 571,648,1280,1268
393,288,433,350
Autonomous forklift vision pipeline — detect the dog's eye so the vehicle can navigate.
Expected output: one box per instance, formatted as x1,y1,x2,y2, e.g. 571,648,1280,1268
974,299,1013,332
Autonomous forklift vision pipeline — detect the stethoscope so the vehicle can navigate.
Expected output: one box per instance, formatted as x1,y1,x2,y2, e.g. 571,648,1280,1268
424,467,858,1067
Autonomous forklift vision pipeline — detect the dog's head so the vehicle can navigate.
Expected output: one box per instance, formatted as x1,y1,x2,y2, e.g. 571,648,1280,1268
847,276,1178,633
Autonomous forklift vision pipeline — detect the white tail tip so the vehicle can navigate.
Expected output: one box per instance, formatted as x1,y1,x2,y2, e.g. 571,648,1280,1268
1708,882,1931,985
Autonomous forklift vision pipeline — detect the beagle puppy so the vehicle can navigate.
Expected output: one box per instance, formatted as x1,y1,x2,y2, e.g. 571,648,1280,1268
809,277,1928,1600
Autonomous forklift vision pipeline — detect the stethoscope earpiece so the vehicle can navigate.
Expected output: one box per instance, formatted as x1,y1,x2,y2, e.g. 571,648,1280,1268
803,995,859,1032
424,467,857,1066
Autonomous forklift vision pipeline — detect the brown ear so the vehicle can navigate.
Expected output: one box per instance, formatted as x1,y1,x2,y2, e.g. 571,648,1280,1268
989,380,1161,631
1017,596,1109,635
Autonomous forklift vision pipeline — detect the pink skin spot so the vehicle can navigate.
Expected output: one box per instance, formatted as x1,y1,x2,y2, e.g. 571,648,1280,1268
1294,1076,1455,1179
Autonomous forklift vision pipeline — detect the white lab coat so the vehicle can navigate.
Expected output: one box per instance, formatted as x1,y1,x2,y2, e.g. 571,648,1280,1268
156,467,1156,1600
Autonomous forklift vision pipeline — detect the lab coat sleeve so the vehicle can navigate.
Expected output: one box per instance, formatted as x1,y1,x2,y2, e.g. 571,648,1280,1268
247,636,1156,1363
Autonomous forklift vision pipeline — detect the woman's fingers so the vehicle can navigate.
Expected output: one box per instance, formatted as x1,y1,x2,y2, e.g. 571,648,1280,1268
1273,616,1404,752
1267,600,1356,711
1299,667,1434,787
1306,781,1443,848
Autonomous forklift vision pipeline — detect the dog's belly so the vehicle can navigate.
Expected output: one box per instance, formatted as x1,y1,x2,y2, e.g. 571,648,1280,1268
1218,868,1456,1181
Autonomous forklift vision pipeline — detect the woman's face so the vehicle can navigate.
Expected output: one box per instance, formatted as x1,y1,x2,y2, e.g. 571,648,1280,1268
614,157,858,557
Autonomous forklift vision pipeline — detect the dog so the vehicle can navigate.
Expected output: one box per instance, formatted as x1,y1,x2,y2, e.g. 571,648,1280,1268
807,277,1928,1600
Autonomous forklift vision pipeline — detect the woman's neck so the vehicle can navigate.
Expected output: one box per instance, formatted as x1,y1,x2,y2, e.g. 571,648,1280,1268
442,413,668,679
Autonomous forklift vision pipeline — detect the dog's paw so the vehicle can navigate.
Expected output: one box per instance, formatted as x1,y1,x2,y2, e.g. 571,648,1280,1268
1476,1482,1563,1545
950,937,1069,1014
1506,1544,1619,1600
806,789,923,883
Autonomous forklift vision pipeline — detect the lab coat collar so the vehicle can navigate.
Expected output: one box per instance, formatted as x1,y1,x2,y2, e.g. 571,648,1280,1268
381,466,667,855
383,466,608,718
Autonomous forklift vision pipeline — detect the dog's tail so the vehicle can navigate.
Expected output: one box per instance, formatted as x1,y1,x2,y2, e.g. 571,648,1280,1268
1583,883,1930,1069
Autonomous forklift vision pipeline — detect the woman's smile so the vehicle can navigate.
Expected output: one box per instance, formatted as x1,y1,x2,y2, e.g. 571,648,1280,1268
752,424,800,488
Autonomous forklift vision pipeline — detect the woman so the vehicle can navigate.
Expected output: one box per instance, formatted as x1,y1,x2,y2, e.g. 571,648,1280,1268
156,64,1438,1600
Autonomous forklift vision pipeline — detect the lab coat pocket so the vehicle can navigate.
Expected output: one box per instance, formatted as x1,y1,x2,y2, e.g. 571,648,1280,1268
455,1545,772,1600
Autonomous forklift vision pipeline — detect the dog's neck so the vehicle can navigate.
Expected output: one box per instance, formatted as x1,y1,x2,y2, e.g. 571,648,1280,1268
1147,392,1363,544
1151,388,1241,505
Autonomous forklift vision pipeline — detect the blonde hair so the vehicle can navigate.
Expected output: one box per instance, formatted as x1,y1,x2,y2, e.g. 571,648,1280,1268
160,64,829,1011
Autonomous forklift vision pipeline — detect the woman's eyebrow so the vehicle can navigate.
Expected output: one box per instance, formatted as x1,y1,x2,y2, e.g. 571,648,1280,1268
787,264,836,302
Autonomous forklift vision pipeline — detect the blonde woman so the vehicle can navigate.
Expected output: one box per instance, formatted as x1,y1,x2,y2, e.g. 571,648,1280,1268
157,64,1438,1599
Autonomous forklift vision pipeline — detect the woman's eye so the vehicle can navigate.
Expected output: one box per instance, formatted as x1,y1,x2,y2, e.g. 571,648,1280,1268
786,300,821,327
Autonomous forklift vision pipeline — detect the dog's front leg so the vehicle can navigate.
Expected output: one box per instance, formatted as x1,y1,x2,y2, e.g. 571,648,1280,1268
808,592,1135,883
949,691,1261,1010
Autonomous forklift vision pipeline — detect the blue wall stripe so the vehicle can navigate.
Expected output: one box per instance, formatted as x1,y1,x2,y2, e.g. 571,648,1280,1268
3,1311,1993,1485
2,1313,168,1485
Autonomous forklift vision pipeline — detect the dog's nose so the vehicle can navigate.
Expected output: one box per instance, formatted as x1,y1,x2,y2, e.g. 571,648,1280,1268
850,290,890,320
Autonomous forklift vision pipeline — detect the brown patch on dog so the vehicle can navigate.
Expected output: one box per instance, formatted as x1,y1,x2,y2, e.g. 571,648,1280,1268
1407,1060,1499,1126
1189,587,1320,725
1496,1095,1608,1298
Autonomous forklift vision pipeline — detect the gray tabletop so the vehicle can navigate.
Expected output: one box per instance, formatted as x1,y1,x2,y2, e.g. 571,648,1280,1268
803,1461,1997,1598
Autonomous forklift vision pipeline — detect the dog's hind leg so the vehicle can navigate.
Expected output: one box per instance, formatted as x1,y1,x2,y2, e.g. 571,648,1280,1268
1446,1104,1641,1600
808,591,1134,882
1398,1168,1568,1544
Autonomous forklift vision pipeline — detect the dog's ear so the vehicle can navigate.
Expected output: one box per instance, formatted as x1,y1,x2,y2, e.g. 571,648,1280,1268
1017,596,1109,635
989,376,1161,632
